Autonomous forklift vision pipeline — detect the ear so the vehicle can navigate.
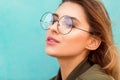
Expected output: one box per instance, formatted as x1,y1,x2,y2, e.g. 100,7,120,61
86,36,101,50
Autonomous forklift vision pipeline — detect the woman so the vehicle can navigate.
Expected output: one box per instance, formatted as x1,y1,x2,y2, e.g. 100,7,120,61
40,0,120,80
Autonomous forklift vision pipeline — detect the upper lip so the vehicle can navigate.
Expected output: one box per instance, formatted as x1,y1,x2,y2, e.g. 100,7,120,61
46,36,60,43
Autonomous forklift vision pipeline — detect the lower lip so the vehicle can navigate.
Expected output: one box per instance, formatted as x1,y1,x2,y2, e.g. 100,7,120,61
46,40,59,45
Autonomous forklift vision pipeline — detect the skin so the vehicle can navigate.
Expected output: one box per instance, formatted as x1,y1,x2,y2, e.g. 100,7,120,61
45,2,101,80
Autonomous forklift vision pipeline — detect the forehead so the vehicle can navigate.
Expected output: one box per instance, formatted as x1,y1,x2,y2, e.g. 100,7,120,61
55,2,87,22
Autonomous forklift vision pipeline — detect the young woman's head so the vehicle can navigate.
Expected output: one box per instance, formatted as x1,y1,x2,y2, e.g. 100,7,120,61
45,1,101,60
40,0,120,80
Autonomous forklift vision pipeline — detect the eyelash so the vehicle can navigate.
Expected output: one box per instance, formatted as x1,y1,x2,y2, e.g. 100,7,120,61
51,19,57,24
71,24,76,28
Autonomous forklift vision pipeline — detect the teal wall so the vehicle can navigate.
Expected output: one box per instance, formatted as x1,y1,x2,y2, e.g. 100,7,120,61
0,0,119,80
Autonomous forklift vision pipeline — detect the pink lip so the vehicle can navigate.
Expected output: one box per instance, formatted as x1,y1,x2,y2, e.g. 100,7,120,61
46,36,60,45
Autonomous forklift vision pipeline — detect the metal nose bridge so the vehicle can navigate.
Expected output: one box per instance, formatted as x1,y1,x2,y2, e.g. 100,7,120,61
53,20,60,26
49,20,59,31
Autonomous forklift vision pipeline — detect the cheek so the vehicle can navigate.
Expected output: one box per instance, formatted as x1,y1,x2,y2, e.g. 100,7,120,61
45,31,90,57
63,34,89,55
46,36,87,57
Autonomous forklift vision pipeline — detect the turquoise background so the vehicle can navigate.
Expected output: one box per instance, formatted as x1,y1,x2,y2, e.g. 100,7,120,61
0,0,119,80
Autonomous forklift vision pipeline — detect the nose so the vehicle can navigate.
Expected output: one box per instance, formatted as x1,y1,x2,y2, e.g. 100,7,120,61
48,21,60,34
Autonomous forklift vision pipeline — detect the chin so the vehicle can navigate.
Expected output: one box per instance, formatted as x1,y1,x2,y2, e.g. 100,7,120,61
46,49,58,56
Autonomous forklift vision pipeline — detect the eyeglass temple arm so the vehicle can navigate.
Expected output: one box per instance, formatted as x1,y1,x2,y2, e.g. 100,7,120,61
74,27,93,34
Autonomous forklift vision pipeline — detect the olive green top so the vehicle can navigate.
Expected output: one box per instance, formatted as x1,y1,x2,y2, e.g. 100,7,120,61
51,58,112,80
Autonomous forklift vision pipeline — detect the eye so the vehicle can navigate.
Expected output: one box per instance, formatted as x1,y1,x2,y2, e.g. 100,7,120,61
72,19,80,28
63,16,73,27
71,24,75,28
51,14,58,24
51,19,56,24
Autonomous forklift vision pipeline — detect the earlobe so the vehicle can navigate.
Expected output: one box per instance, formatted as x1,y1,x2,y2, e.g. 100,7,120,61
86,37,101,50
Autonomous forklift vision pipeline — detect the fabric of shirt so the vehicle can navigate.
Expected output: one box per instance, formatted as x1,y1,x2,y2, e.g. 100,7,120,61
50,58,112,80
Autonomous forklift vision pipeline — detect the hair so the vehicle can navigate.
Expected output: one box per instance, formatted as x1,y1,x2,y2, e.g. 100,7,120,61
61,0,120,80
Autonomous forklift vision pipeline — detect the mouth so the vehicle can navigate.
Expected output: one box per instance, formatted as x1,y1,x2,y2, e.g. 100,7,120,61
46,36,60,45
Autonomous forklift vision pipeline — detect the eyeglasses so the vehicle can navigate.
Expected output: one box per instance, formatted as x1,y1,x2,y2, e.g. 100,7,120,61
40,12,92,35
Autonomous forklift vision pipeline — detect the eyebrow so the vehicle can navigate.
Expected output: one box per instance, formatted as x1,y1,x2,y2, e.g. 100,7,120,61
53,13,59,18
53,13,80,23
71,17,80,24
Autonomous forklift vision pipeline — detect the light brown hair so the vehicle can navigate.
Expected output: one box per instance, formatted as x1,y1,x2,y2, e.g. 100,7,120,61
61,0,120,80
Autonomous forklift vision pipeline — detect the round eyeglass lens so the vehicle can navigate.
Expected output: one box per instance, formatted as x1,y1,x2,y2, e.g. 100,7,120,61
40,12,53,30
58,16,73,34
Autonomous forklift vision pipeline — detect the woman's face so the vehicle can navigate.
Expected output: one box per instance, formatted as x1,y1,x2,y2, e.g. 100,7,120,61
45,2,91,58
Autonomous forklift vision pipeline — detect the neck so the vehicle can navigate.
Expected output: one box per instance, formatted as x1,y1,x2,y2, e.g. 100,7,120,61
57,54,87,80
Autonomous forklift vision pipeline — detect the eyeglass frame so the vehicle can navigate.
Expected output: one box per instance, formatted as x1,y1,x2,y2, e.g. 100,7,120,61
40,12,93,35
